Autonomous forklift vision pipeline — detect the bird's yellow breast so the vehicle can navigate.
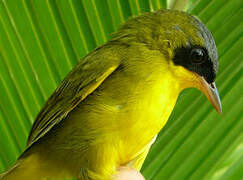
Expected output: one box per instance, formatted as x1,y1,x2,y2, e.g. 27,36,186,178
115,71,181,165
77,57,183,167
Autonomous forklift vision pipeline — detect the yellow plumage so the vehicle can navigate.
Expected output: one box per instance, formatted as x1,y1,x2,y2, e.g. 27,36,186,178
1,9,221,180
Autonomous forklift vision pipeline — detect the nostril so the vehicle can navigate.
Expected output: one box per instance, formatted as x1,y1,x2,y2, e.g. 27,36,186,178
210,83,215,89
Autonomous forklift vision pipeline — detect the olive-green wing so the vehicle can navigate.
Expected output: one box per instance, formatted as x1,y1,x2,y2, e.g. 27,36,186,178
27,46,120,146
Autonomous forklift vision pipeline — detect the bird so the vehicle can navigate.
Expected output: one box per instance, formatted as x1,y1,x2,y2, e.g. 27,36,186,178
0,9,221,180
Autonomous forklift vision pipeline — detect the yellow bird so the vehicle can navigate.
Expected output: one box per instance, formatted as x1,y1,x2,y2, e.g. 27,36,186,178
0,9,221,180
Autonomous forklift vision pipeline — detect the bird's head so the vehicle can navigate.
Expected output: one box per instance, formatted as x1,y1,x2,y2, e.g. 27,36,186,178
112,9,221,113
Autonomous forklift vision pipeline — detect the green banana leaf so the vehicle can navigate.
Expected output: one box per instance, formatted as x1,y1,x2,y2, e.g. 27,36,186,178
0,0,242,179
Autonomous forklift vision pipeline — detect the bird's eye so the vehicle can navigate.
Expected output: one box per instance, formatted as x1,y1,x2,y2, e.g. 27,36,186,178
190,48,206,64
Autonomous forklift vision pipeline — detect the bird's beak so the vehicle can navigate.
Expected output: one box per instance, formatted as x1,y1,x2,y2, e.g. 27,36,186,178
198,76,222,114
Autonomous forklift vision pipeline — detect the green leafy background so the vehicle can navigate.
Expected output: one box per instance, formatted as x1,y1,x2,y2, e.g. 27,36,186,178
0,0,242,179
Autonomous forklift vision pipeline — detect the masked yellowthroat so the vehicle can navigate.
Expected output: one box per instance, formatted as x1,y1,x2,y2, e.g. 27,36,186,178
0,9,221,180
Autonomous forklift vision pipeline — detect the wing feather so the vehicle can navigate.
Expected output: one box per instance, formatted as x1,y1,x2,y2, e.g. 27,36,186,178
27,45,121,146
